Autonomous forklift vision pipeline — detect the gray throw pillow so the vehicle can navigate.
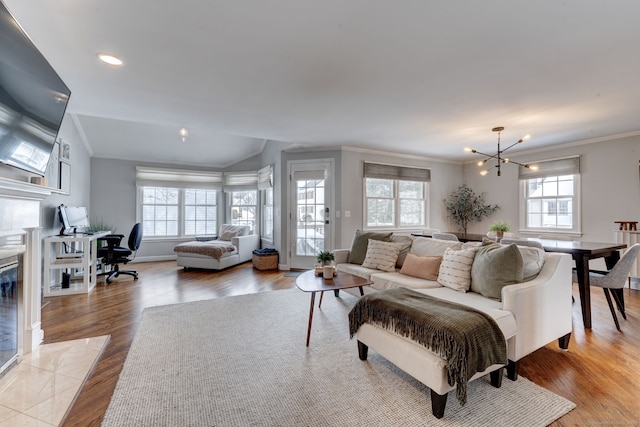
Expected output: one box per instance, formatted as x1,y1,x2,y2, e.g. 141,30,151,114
347,230,392,265
470,239,524,301
390,233,414,267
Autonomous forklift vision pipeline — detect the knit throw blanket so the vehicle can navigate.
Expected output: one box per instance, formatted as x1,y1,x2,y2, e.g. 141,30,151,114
173,241,236,260
348,288,507,406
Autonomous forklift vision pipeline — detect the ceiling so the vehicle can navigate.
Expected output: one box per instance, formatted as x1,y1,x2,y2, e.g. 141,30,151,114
5,1,640,168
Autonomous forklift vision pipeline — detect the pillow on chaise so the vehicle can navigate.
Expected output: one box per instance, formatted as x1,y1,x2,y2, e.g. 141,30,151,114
347,230,392,265
437,247,477,292
470,239,524,301
361,239,401,272
400,253,442,281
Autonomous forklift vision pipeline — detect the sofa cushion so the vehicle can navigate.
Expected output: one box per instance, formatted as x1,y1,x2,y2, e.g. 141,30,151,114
471,240,524,301
400,253,442,281
347,230,392,265
362,239,400,272
336,263,381,281
370,271,442,291
437,247,477,292
410,236,463,257
390,234,414,267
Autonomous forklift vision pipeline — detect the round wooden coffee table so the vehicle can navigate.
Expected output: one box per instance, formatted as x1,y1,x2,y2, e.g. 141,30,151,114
295,269,372,346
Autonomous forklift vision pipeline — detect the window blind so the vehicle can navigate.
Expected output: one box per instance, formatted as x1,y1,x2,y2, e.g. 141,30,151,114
258,165,273,190
364,162,431,182
223,170,259,192
136,167,223,189
518,156,580,179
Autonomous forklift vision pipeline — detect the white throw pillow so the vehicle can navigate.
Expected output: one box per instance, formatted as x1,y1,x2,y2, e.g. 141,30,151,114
437,247,477,292
361,239,400,272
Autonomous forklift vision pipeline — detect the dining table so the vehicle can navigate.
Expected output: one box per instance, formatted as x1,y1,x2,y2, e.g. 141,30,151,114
529,239,627,329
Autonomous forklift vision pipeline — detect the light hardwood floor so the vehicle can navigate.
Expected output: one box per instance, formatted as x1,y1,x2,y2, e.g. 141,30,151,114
43,261,639,426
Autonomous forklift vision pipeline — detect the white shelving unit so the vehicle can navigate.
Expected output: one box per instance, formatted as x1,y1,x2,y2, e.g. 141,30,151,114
43,231,110,296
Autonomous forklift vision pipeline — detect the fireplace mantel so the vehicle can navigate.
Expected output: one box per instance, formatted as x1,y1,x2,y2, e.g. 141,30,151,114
0,175,51,375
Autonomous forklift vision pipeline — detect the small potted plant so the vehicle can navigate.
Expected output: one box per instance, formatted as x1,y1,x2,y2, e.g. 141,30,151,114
316,251,335,266
488,220,511,241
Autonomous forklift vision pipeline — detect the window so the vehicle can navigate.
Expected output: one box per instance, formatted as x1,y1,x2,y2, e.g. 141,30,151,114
184,189,217,236
230,190,257,232
136,167,223,238
258,165,274,241
262,187,274,241
142,187,179,237
363,163,430,229
519,157,580,233
141,187,218,237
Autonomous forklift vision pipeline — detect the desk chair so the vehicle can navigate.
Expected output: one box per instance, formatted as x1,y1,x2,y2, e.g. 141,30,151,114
98,223,143,284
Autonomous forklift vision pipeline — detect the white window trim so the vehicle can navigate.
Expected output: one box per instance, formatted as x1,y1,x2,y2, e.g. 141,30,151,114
363,178,429,231
518,174,582,237
137,186,222,240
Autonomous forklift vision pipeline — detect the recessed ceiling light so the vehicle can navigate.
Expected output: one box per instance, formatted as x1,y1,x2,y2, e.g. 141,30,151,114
97,53,123,66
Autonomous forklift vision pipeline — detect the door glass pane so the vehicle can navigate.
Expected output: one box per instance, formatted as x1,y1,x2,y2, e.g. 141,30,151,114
295,179,325,257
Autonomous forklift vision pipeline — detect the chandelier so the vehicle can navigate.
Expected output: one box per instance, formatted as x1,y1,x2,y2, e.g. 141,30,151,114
465,126,538,176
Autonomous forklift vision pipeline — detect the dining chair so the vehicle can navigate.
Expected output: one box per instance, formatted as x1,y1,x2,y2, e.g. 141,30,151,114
578,243,640,330
432,232,459,241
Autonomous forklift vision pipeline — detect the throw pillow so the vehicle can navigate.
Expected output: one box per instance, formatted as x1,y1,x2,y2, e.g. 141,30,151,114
347,230,392,265
361,239,400,272
437,247,477,292
410,236,463,257
470,240,524,301
390,234,414,267
219,230,240,241
400,253,442,281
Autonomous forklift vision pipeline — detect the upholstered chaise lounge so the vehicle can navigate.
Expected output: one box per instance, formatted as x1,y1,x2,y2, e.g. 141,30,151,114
174,224,259,270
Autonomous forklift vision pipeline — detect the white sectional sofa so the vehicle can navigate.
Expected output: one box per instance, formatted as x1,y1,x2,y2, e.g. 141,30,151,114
335,232,573,418
174,224,260,270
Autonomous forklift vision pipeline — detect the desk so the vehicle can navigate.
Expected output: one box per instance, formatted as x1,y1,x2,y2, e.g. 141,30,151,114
531,239,627,329
43,231,111,296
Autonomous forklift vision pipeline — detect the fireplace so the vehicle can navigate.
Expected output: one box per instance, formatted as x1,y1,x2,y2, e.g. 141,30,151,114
0,254,21,374
0,176,48,376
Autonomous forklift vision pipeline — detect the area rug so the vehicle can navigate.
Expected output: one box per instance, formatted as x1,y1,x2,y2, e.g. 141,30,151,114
102,289,575,426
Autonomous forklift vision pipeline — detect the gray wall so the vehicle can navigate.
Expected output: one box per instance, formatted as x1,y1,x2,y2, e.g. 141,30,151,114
0,115,92,238
339,148,462,249
462,136,640,242
82,135,638,269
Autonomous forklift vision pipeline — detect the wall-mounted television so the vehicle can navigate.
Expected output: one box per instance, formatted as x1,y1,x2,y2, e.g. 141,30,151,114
0,1,71,176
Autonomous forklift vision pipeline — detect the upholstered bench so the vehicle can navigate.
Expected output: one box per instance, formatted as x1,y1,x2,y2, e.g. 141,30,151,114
349,287,516,419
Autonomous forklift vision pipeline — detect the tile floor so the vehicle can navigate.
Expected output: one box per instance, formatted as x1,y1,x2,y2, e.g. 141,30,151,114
0,336,109,426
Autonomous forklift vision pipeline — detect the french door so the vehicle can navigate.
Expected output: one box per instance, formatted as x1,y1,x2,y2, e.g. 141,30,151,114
288,160,334,270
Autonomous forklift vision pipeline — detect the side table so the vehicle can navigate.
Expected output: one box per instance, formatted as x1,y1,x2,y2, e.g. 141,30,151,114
295,270,372,346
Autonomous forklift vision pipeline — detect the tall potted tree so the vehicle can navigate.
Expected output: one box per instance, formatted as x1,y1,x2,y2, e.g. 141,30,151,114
443,183,499,238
